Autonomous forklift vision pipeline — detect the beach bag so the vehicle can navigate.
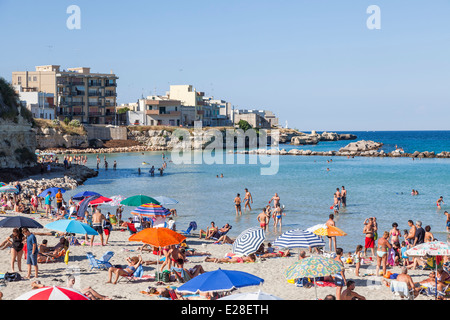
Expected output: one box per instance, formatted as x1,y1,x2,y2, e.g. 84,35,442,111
155,270,170,282
4,272,21,282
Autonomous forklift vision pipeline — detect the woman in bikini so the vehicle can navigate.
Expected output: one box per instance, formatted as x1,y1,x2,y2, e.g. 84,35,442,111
424,225,434,242
9,228,24,272
106,255,143,284
376,231,392,277
389,223,401,246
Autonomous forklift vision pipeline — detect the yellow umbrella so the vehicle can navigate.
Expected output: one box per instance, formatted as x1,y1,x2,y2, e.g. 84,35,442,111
306,224,347,237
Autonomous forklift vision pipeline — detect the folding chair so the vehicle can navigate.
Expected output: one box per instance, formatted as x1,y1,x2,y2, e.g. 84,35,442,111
86,252,112,270
119,265,144,283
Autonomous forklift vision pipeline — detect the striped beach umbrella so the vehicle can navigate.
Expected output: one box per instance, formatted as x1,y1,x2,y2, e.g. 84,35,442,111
15,286,89,300
0,185,19,194
232,227,265,256
0,182,6,187
130,203,171,217
273,229,325,249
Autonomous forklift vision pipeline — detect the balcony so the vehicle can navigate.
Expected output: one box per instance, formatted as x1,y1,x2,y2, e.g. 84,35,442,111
104,82,117,87
72,91,85,96
88,92,101,96
88,111,103,116
88,82,102,87
72,101,85,106
145,110,160,115
104,91,116,97
88,102,101,106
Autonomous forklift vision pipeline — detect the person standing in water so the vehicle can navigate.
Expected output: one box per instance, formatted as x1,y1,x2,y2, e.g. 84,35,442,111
243,188,253,211
341,186,347,207
234,194,242,216
437,196,444,209
269,193,280,208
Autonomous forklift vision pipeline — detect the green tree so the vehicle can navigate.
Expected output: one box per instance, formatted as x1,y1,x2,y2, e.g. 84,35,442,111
238,119,252,132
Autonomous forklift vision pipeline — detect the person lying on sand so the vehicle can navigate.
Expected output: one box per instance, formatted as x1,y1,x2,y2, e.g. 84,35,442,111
259,249,291,258
205,253,256,264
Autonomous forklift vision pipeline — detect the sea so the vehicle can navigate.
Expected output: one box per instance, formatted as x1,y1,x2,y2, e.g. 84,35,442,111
62,131,450,253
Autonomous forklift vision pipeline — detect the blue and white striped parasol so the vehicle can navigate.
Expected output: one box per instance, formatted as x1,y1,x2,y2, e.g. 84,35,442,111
232,227,265,256
273,229,325,249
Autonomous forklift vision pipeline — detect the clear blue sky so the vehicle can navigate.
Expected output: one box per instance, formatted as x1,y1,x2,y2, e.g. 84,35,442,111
1,0,450,131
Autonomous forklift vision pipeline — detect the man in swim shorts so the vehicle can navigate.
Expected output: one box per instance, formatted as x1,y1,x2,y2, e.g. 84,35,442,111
445,211,450,232
234,194,242,216
269,193,280,208
91,209,105,247
257,210,269,231
363,218,375,257
437,196,444,209
244,188,253,211
341,186,347,207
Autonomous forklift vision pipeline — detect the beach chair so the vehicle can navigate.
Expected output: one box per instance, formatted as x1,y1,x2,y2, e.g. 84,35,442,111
127,223,137,235
38,249,66,264
180,221,197,236
170,267,192,283
390,280,415,300
86,252,113,270
119,265,144,283
419,282,450,298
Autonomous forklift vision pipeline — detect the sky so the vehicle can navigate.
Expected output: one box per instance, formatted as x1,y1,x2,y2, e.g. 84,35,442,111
1,0,450,131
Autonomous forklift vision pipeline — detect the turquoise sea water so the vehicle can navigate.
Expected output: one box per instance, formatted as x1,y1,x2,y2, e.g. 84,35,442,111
63,131,450,252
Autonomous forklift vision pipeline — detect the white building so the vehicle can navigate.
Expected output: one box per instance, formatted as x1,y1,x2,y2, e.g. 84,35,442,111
14,85,55,120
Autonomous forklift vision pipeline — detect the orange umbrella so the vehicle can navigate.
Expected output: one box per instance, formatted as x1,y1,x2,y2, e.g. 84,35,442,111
306,224,347,237
326,226,347,237
128,227,186,248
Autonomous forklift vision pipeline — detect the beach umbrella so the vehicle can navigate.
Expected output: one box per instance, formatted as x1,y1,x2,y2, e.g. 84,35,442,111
306,224,347,237
219,290,283,300
89,196,112,205
72,191,101,200
45,219,98,236
405,241,450,299
129,227,186,272
76,194,101,218
176,268,264,294
38,187,65,197
0,216,43,229
0,185,19,194
15,286,89,300
284,255,344,300
232,227,265,256
128,227,185,247
273,229,325,249
120,195,160,206
107,195,126,206
153,196,179,205
130,203,171,217
0,182,6,187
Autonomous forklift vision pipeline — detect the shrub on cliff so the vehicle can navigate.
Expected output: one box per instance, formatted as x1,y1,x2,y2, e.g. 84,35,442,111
0,77,34,125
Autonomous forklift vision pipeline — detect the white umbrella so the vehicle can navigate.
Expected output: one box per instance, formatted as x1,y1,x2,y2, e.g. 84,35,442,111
219,290,283,300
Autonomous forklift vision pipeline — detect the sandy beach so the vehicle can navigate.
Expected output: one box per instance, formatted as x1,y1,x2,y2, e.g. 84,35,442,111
0,211,441,301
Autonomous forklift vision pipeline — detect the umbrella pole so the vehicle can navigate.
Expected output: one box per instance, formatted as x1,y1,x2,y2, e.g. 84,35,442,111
314,277,318,300
435,259,438,300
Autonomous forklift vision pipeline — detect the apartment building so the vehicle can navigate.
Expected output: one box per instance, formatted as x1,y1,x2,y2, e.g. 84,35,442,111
12,65,118,124
15,85,55,120
127,96,195,127
167,85,205,123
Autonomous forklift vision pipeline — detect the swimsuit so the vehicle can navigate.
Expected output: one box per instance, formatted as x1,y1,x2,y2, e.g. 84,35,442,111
377,251,387,258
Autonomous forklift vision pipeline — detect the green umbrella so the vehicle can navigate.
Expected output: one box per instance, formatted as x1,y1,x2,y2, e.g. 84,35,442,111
120,195,160,207
284,255,344,300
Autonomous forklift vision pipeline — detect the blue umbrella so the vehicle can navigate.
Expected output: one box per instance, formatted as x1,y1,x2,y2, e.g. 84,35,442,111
45,219,98,235
273,229,325,249
72,191,101,200
76,195,101,218
176,268,264,294
38,187,65,197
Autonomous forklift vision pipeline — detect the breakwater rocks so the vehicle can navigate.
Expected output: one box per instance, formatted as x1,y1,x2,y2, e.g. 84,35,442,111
236,140,450,159
290,131,357,145
18,163,98,196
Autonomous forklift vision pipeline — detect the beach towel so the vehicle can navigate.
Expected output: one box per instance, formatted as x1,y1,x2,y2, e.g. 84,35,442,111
387,248,395,266
390,280,410,298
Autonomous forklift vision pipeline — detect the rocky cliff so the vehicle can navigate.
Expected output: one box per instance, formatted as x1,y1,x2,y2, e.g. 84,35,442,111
0,78,37,169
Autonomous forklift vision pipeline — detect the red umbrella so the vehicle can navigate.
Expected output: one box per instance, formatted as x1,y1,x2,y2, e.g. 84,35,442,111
15,286,89,300
89,196,112,205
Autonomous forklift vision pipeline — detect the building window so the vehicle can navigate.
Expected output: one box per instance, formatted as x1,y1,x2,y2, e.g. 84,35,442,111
33,76,37,81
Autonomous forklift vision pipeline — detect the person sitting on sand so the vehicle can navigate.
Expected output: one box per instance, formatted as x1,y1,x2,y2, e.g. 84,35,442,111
173,258,205,279
341,280,366,300
205,253,256,264
107,255,143,284
198,222,218,240
209,223,232,240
